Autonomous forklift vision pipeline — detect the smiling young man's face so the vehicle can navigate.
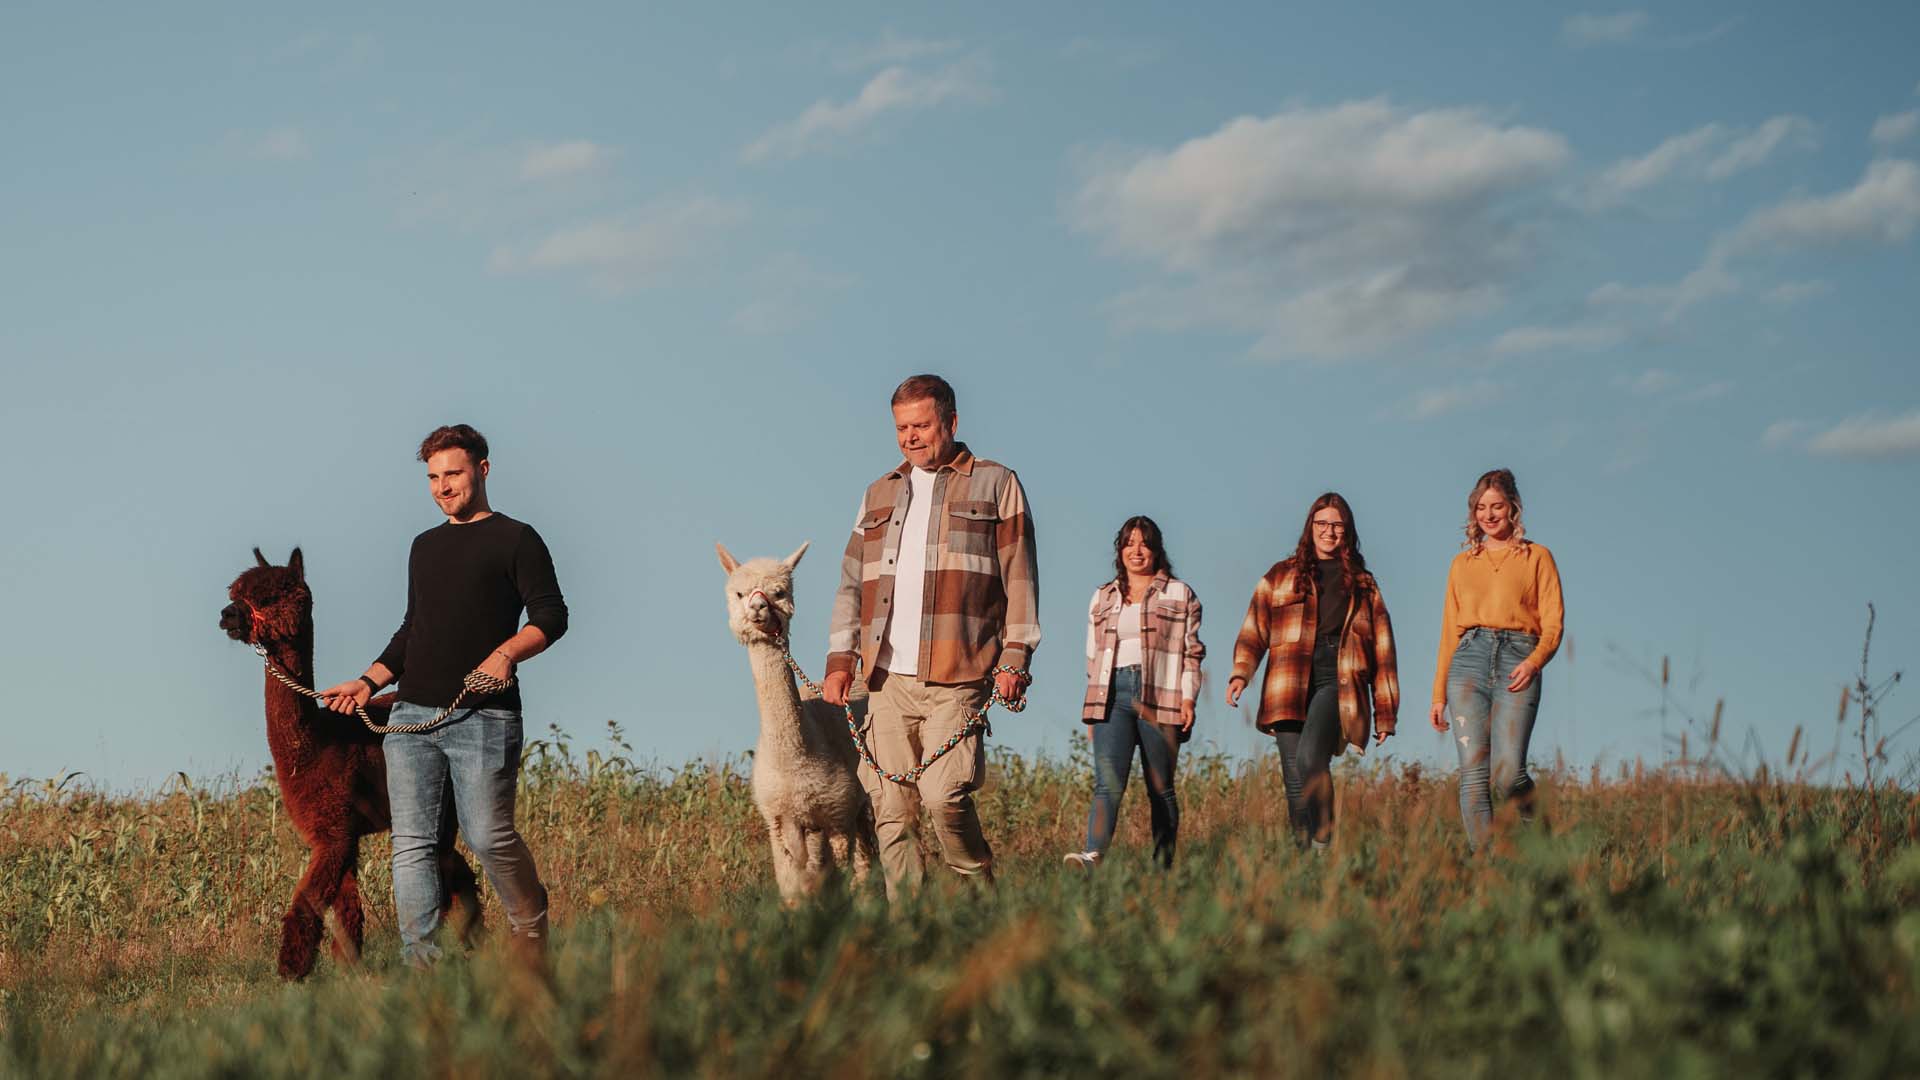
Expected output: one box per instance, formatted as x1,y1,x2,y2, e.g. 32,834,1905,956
426,448,490,522
892,396,957,471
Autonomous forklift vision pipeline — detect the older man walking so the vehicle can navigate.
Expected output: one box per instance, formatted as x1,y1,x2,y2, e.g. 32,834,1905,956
821,374,1040,897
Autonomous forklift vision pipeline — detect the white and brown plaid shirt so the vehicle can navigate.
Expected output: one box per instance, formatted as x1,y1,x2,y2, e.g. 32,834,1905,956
1081,572,1205,729
827,445,1040,686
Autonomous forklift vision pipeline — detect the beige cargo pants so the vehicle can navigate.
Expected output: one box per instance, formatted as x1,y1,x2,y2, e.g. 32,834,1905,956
859,671,994,899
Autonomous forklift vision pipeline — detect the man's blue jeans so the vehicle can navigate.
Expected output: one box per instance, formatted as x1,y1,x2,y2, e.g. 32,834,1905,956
1084,667,1181,866
385,704,547,964
1446,628,1543,850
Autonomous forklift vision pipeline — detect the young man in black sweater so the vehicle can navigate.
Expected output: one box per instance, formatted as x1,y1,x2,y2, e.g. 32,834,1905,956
321,424,568,964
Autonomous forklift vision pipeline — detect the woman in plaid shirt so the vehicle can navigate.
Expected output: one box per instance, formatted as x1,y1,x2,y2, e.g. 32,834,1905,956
1228,493,1400,850
1064,516,1205,869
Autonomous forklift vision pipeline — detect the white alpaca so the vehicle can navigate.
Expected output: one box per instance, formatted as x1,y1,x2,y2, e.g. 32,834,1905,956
717,541,877,904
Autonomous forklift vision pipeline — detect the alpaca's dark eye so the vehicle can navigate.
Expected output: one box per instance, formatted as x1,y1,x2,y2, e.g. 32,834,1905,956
735,591,744,598
773,589,786,599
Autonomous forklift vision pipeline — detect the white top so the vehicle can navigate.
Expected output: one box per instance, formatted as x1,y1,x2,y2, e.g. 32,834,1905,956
877,467,937,676
1114,601,1144,669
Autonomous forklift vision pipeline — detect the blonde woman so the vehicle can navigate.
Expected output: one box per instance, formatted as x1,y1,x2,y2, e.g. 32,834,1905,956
1429,468,1565,849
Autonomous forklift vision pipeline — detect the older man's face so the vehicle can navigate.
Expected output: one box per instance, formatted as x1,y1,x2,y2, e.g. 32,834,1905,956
892,396,956,470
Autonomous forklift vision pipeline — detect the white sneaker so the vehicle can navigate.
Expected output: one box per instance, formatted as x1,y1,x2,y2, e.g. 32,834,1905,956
1062,850,1102,869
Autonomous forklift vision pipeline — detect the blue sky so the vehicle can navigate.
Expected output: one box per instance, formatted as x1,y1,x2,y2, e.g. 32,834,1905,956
3,3,1917,791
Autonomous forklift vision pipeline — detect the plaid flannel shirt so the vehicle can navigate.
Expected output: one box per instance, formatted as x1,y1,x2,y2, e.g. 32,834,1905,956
1082,573,1205,733
827,445,1040,687
1230,559,1401,754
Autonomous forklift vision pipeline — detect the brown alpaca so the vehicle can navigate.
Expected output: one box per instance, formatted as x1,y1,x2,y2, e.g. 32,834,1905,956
219,547,480,980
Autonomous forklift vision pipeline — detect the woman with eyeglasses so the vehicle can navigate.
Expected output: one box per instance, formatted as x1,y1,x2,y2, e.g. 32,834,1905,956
1064,515,1205,869
1430,468,1564,849
1227,493,1400,850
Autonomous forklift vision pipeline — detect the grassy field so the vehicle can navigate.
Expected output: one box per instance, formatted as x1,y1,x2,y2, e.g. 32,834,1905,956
4,724,1919,1078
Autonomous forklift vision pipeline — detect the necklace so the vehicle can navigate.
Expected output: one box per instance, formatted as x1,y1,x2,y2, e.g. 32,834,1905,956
1483,544,1515,573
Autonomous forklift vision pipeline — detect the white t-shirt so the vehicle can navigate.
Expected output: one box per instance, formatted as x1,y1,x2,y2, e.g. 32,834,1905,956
1115,601,1144,669
877,467,937,676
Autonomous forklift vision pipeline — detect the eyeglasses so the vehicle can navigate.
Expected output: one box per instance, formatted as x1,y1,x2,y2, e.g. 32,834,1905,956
1311,521,1347,534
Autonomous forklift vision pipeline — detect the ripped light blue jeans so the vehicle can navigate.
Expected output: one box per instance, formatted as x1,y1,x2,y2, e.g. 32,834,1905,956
1446,628,1542,850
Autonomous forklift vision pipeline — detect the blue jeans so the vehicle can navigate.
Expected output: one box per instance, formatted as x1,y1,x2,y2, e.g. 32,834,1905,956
1446,628,1543,850
386,704,547,964
1084,667,1181,866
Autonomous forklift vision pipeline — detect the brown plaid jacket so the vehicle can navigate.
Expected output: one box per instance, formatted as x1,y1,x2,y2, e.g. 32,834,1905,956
1230,559,1401,754
827,445,1040,687
1081,572,1205,729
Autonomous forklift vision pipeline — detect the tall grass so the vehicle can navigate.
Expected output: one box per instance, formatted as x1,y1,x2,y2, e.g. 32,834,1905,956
4,725,1919,1077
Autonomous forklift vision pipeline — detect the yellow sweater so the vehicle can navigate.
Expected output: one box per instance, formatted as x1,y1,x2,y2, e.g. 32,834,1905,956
1432,541,1565,704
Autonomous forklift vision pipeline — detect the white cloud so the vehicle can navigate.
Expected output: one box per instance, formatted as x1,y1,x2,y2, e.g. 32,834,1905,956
1765,280,1830,305
1871,110,1920,148
1806,410,1920,458
1563,11,1648,46
1405,381,1501,419
1071,100,1570,358
742,57,994,163
1726,158,1920,253
1623,369,1677,395
1491,323,1625,354
1588,259,1738,322
1762,419,1808,448
1584,115,1813,204
1704,115,1816,179
252,126,310,161
520,140,610,181
831,31,962,72
491,197,749,293
1590,124,1724,200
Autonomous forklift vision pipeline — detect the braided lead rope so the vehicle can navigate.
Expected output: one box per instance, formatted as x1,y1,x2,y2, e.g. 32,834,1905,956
777,640,1029,786
252,644,511,735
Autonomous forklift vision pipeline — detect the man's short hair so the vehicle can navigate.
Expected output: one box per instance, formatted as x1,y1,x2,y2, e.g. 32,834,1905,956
417,424,490,464
890,374,956,424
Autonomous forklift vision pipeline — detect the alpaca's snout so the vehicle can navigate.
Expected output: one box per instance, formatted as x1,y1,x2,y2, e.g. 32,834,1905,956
219,602,250,640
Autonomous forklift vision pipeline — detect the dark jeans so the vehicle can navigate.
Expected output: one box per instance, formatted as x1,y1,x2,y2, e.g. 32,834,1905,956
1446,627,1543,850
1274,640,1341,846
1084,667,1181,866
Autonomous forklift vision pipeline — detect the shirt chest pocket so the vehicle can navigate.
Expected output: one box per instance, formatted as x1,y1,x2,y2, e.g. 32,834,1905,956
858,507,895,558
1147,598,1184,637
945,500,999,558
1275,594,1308,645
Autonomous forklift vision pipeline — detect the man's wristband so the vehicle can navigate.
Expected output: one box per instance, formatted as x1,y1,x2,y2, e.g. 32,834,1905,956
358,675,381,695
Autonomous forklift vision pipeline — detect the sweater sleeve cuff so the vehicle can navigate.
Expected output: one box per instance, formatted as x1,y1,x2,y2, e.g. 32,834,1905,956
825,652,857,679
996,642,1033,671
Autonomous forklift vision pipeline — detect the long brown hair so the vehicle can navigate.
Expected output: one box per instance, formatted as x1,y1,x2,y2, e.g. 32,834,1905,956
1112,515,1173,590
1463,468,1526,550
1287,492,1366,597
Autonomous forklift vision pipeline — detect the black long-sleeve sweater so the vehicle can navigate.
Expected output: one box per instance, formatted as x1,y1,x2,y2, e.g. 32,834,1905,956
374,513,568,711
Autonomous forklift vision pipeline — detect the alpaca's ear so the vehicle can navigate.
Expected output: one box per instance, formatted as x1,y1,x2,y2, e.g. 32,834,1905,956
716,543,739,575
253,547,270,568
782,541,809,570
287,548,305,581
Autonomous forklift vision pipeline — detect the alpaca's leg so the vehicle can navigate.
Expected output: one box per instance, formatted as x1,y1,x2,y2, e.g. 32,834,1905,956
850,803,879,885
280,842,350,980
802,829,830,893
439,848,484,947
768,815,804,906
827,832,851,873
327,836,365,965
330,868,364,965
